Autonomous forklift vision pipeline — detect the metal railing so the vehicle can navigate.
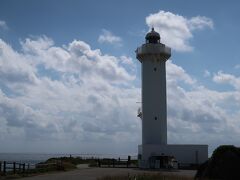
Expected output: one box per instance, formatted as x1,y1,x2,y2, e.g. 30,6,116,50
97,157,138,168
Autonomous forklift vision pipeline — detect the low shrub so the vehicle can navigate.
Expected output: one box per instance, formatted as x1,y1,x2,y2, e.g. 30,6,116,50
195,145,240,180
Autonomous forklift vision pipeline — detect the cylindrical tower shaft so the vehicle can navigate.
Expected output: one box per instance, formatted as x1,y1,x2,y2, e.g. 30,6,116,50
136,28,171,145
142,58,167,144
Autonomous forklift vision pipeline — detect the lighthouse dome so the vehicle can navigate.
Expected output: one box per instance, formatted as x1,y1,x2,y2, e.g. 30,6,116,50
145,28,160,44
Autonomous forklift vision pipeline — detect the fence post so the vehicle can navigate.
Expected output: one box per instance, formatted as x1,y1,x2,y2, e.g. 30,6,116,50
127,156,131,168
61,160,63,170
112,158,115,168
3,161,6,175
23,163,25,173
13,162,16,174
0,161,2,173
19,163,21,172
28,163,30,171
98,159,101,167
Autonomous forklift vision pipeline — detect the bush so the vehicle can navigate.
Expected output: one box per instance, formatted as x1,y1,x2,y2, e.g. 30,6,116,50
195,145,240,180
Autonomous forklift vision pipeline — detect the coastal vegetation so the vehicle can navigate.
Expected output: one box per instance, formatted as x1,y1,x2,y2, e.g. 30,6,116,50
0,156,96,178
195,145,240,179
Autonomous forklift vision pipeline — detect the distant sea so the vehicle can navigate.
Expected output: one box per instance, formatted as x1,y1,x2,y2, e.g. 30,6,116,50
0,153,137,165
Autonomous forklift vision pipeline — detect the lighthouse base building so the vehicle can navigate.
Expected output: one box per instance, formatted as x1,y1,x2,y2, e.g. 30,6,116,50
138,144,208,169
136,28,208,169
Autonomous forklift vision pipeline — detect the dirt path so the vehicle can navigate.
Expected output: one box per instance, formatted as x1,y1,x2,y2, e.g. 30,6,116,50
19,168,196,180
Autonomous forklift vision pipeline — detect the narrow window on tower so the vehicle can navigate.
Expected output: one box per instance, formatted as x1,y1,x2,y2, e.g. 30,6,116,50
154,67,157,72
154,116,157,120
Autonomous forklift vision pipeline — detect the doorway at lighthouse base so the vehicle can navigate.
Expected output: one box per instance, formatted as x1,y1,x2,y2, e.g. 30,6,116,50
138,144,208,169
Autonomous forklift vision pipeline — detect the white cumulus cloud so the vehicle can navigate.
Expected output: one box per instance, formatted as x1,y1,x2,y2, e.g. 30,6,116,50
188,16,214,30
0,36,139,154
98,29,122,46
0,35,240,155
213,71,240,90
146,11,213,52
0,20,8,30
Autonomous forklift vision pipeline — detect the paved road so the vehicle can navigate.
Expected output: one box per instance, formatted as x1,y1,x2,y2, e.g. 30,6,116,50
19,167,196,180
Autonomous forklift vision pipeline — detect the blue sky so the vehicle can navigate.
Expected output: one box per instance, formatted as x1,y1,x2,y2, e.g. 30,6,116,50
2,0,240,88
0,0,240,155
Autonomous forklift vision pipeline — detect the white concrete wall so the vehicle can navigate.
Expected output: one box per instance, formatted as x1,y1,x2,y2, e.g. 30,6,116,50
139,144,208,166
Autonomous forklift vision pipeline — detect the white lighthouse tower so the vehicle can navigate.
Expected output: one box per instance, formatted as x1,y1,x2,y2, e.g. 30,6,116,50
136,28,208,169
137,28,170,145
